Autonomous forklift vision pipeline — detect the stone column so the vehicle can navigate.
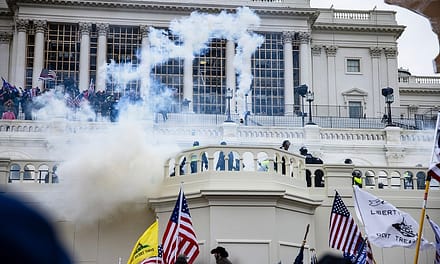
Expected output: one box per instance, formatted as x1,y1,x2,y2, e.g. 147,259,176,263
140,25,150,99
14,19,29,88
299,32,311,88
183,56,193,112
311,45,323,103
384,47,399,108
283,31,294,114
226,40,236,112
79,22,92,92
370,47,382,117
32,20,46,90
325,46,337,106
0,32,12,79
96,23,109,92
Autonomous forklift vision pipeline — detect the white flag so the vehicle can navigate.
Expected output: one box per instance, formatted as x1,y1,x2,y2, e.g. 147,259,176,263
353,186,432,249
427,216,440,264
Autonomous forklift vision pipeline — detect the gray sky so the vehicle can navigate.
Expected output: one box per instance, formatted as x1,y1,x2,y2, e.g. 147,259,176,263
310,0,439,76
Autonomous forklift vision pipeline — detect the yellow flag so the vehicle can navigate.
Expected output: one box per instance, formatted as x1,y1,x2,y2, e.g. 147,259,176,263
126,220,159,264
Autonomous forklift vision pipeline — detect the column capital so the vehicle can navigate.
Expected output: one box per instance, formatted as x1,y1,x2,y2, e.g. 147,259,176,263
96,23,109,37
369,47,382,58
79,22,92,36
298,31,310,44
384,47,397,59
15,19,29,32
140,25,150,38
282,31,294,43
0,31,13,43
33,20,47,34
311,45,322,56
325,45,337,57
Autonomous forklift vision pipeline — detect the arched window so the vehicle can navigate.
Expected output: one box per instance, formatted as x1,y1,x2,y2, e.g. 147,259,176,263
9,164,21,182
416,172,426,190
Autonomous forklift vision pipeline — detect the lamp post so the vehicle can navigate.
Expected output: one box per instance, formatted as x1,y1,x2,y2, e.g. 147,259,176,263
381,87,394,126
294,84,308,127
225,88,233,122
306,90,315,125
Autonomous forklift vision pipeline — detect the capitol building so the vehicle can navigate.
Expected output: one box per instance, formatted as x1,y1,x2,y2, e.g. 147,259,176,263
0,0,440,263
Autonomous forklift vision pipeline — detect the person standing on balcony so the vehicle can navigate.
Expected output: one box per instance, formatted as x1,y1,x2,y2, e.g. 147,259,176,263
190,141,208,173
277,140,291,175
216,141,236,171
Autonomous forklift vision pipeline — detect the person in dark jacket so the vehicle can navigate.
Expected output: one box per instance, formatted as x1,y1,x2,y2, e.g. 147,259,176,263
211,246,232,264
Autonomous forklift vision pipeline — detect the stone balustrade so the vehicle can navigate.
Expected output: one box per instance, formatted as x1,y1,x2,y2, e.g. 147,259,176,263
2,146,436,193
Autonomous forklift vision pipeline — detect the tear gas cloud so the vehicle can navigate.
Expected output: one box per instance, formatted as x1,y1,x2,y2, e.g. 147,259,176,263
34,7,263,224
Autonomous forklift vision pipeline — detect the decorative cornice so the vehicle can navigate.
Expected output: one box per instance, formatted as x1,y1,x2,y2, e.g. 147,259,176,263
399,88,440,95
7,0,319,18
312,24,405,38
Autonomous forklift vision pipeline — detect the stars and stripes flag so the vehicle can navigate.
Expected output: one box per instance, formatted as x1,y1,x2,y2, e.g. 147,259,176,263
161,188,199,264
329,191,363,256
38,69,57,81
427,215,440,264
140,245,163,264
429,163,440,183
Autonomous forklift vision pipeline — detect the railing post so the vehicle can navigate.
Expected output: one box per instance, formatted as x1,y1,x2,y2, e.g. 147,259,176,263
0,158,11,185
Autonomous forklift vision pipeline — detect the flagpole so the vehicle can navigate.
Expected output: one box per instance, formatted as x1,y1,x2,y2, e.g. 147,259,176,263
156,216,159,264
414,113,439,264
174,182,184,263
413,175,431,264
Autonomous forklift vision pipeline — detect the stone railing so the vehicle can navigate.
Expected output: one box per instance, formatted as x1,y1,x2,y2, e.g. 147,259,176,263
0,159,59,184
1,147,437,194
398,75,440,85
315,9,398,26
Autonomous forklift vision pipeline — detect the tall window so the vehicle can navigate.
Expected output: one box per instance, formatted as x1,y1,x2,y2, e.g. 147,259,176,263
45,23,80,89
25,26,35,89
192,38,226,114
252,32,285,115
348,101,362,118
106,25,141,95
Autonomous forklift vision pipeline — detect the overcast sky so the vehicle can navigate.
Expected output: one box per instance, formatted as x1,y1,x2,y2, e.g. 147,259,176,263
310,0,439,76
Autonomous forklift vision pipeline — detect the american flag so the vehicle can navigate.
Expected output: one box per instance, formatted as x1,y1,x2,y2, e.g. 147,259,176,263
38,69,57,81
140,245,163,264
329,191,363,256
161,188,199,264
428,163,440,183
427,215,440,264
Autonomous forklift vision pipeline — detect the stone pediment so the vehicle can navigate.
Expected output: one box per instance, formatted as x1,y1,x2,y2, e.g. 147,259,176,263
342,88,368,96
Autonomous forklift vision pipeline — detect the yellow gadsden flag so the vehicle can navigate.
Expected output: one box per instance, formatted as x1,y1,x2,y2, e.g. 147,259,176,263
127,220,159,264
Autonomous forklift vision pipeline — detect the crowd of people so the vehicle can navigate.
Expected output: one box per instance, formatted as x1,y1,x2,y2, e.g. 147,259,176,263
0,77,144,122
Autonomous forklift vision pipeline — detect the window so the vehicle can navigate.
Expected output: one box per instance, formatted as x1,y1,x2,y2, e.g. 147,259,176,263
348,101,362,118
346,58,361,73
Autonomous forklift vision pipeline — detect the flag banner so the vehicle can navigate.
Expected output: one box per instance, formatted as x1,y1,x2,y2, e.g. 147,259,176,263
329,191,363,256
310,249,318,264
2,77,13,90
427,216,440,264
161,188,199,264
343,239,375,264
429,163,440,183
432,113,440,164
127,220,161,264
353,186,432,249
39,69,57,81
